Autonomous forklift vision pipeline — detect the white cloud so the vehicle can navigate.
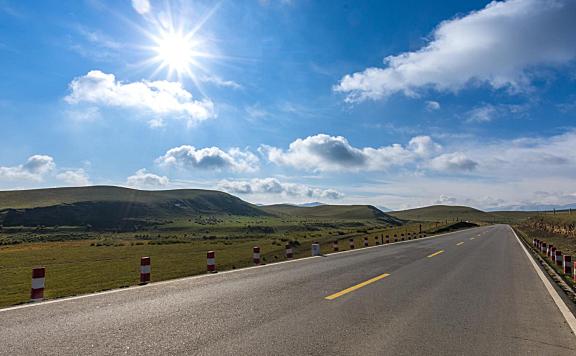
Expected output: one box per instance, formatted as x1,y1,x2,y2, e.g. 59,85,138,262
425,100,441,111
217,178,343,199
335,0,576,101
0,155,55,181
466,104,497,123
56,169,91,186
126,169,169,188
259,134,442,172
131,0,150,15
429,153,479,172
408,135,442,157
200,75,242,89
157,145,259,172
65,70,215,127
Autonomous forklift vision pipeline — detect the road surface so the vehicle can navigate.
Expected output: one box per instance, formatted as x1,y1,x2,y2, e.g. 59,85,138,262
1,225,575,355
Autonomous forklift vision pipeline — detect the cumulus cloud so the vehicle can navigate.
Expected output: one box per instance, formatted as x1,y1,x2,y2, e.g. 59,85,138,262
0,155,55,181
217,178,344,199
126,169,169,188
335,0,576,101
65,70,215,127
429,153,479,172
56,169,91,186
157,145,259,172
131,0,150,14
259,134,442,172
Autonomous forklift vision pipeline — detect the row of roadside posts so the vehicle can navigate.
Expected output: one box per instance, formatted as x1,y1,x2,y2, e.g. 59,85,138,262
533,239,575,281
29,231,428,302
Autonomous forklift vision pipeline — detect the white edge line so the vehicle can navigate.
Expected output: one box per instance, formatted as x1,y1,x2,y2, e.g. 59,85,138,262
0,225,485,313
510,226,576,336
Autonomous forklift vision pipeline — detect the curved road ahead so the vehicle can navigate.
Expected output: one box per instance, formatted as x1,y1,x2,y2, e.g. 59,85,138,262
1,225,575,355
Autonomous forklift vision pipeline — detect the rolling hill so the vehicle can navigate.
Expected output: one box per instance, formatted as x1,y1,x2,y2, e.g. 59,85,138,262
0,186,268,228
389,205,535,223
0,186,403,228
261,204,402,225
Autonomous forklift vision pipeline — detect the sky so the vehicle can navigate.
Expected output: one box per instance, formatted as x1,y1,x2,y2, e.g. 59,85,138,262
0,0,575,211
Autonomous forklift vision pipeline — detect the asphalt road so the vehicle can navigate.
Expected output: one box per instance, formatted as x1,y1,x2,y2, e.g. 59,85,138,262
1,225,575,355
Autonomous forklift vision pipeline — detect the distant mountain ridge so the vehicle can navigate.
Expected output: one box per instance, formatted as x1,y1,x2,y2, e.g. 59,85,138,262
0,186,402,228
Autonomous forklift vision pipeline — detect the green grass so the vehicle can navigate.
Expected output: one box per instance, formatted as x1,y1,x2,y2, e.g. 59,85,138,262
0,221,450,308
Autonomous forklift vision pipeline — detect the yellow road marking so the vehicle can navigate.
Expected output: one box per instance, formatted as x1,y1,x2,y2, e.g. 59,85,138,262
456,242,464,246
427,250,444,258
325,273,390,300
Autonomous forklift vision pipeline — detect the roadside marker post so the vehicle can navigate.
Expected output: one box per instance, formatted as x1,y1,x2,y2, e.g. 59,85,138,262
140,257,151,284
555,250,563,267
364,237,369,247
285,244,293,258
385,235,390,244
349,238,355,250
375,236,380,245
253,246,261,265
541,242,546,253
311,243,321,256
573,262,576,283
30,267,46,302
332,241,339,252
550,246,556,260
207,251,216,273
563,255,572,275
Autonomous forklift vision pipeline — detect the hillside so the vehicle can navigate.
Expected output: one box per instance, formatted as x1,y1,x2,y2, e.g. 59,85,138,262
261,204,402,225
389,205,495,222
0,186,268,228
389,205,535,223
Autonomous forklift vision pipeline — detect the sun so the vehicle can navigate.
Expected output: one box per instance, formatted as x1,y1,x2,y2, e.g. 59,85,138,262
152,30,199,78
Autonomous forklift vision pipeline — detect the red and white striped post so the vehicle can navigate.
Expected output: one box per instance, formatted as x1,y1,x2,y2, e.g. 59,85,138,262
541,242,546,253
385,235,390,244
207,251,216,273
364,237,369,247
533,238,537,247
140,257,151,284
549,246,555,260
31,267,45,302
375,235,380,245
332,240,339,252
555,250,562,267
563,255,572,275
573,261,576,282
253,246,261,264
285,244,293,258
349,238,355,249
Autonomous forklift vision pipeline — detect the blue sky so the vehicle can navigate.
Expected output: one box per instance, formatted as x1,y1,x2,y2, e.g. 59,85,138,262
0,0,575,210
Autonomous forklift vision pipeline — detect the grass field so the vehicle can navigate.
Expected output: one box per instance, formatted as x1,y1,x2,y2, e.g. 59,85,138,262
0,219,457,308
515,211,576,288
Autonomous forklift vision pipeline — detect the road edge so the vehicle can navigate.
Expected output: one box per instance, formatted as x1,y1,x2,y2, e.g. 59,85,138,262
510,226,576,336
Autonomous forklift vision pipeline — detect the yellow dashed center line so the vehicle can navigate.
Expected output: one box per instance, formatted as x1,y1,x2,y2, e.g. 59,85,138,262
456,242,464,246
325,273,390,300
427,250,444,258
